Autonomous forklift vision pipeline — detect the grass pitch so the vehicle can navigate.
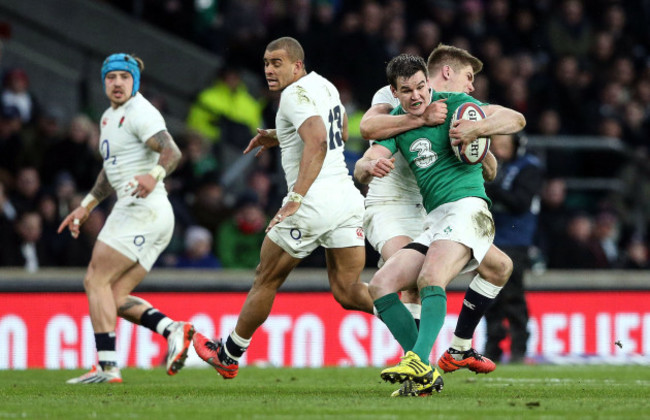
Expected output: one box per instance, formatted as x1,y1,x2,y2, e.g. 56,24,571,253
1,365,649,419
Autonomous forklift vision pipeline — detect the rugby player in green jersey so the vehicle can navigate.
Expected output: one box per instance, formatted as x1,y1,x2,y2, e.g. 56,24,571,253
355,54,512,387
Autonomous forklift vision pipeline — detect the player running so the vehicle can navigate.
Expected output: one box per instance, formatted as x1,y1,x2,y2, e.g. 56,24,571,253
59,53,193,384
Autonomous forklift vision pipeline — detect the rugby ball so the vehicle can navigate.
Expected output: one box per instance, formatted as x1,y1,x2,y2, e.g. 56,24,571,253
450,102,491,164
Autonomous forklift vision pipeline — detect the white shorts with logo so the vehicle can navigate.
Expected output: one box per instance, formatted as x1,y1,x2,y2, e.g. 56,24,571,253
413,197,494,273
267,183,365,259
97,194,174,271
363,202,426,253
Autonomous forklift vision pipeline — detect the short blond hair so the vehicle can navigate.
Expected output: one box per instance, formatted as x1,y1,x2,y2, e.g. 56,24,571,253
427,44,483,75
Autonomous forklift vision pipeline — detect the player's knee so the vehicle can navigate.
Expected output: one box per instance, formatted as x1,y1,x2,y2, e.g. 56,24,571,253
368,272,391,300
401,288,420,304
489,254,513,287
330,282,362,311
499,254,514,285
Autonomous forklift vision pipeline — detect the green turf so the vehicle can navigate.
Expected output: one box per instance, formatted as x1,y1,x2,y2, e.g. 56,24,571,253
1,365,649,419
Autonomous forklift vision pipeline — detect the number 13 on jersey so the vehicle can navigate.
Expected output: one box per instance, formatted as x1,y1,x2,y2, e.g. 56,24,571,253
328,105,343,150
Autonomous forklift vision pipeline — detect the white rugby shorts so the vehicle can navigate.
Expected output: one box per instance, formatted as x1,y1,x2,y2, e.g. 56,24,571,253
267,183,365,259
413,197,494,273
363,202,426,253
97,194,174,271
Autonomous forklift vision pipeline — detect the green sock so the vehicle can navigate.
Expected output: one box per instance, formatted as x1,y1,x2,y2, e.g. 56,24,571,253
411,286,447,364
374,293,418,352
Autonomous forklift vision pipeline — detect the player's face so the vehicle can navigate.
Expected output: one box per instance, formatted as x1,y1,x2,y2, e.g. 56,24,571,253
391,70,431,117
105,71,134,108
446,64,475,94
263,49,301,91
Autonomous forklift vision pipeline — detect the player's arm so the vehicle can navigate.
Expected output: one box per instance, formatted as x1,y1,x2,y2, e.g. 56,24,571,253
360,101,447,140
131,130,182,198
450,105,526,153
354,144,395,185
265,116,327,232
243,128,279,157
57,169,114,238
482,151,497,182
342,113,349,142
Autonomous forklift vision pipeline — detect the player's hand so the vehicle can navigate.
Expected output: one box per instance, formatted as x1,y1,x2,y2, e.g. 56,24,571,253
449,119,481,155
369,157,396,178
421,99,447,126
130,174,156,198
244,128,279,157
57,206,90,239
266,201,300,233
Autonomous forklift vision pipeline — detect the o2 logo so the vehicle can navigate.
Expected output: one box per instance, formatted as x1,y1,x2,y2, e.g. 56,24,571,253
101,139,117,165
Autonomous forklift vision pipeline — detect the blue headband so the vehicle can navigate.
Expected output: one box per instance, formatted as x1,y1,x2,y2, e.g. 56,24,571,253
101,53,140,96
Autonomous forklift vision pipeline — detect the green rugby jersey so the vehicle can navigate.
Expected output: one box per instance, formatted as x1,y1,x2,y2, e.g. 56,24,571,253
376,92,491,213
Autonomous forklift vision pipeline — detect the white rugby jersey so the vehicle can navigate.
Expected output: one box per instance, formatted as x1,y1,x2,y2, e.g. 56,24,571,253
275,72,352,193
99,93,167,201
365,85,422,205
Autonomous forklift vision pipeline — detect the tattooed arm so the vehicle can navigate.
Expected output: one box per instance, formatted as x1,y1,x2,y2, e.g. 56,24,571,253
131,130,182,198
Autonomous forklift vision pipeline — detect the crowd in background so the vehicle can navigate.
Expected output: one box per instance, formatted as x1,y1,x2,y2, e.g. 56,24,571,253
1,0,650,271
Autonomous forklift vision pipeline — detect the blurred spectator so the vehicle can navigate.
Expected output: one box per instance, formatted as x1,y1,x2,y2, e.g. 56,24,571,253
458,0,486,45
608,148,650,243
550,212,598,269
0,105,25,176
186,66,263,162
484,133,543,363
21,107,65,170
547,0,593,59
621,101,648,148
0,180,16,245
589,210,622,268
536,178,571,266
600,3,637,55
546,55,591,134
37,194,65,265
0,210,53,270
535,109,563,136
173,131,220,196
412,20,441,59
383,16,407,58
341,1,390,105
216,191,266,269
40,114,102,192
587,31,616,87
621,236,650,270
191,177,229,233
11,167,42,214
247,167,283,215
175,225,221,269
0,68,39,125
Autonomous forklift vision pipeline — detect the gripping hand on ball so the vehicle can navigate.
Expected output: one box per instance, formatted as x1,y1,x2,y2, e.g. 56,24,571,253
449,119,482,155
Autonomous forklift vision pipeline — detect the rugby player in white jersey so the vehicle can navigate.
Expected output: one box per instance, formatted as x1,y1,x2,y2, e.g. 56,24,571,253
358,45,525,396
59,53,194,384
192,37,373,379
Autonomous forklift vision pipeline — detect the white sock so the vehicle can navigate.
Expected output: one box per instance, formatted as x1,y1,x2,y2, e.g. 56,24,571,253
468,274,503,298
225,330,252,361
97,350,118,368
450,335,472,353
156,318,174,336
